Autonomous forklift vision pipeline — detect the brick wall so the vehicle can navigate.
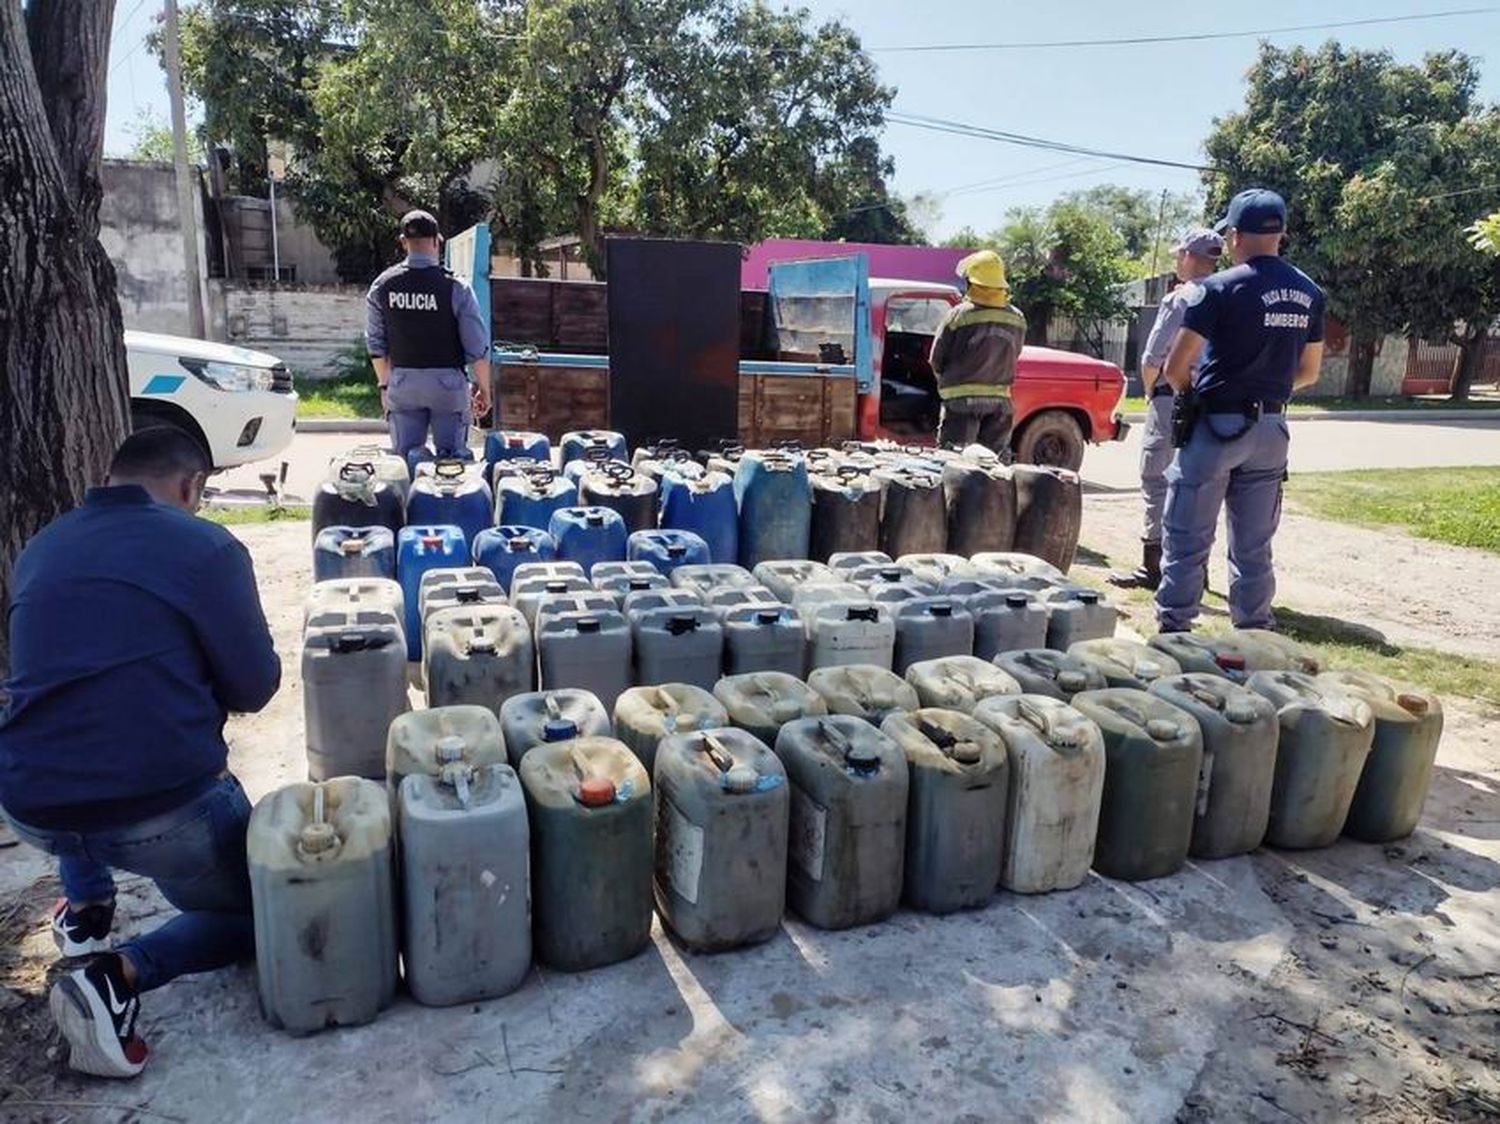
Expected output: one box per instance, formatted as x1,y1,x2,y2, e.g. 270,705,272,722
217,282,366,377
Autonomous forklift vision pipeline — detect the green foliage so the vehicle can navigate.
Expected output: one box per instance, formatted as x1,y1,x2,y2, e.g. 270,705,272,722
1288,467,1500,554
297,340,382,418
125,108,203,163
1471,210,1500,254
1060,185,1201,277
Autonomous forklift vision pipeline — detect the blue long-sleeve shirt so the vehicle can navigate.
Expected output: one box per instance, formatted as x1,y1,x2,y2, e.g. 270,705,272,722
365,250,489,369
0,486,280,829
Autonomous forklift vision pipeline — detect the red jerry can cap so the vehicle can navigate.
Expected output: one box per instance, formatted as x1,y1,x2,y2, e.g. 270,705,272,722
578,777,616,807
1215,653,1247,671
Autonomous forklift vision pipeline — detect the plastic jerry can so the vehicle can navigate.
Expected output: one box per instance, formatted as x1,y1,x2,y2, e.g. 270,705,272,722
621,587,706,624
563,450,622,489
508,560,586,598
385,705,507,810
1316,671,1443,843
1011,466,1082,573
970,591,1050,660
519,737,653,971
827,550,892,576
1248,671,1376,849
722,604,807,677
1148,632,1289,684
473,527,556,593
653,728,789,951
396,526,468,661
405,461,493,550
809,469,882,563
302,613,409,781
495,470,577,532
670,563,759,597
659,470,739,565
702,438,746,476
499,689,612,769
1148,674,1280,858
752,560,838,603
629,529,712,577
873,469,946,559
904,656,1021,714
549,506,628,575
560,429,629,468
594,568,670,604
898,553,975,585
314,526,397,583
971,695,1105,893
867,584,929,611
531,592,619,633
1240,629,1327,675
488,458,548,491
632,607,724,691
1069,638,1182,690
511,574,593,628
848,563,938,596
936,576,1016,600
1071,689,1204,881
248,779,398,1034
398,762,531,1006
331,445,410,502
806,664,919,724
703,585,780,619
536,609,633,711
1044,587,1117,649
418,568,507,634
580,464,659,533
734,451,813,569
303,577,406,639
614,684,730,773
774,716,909,929
995,649,1109,701
892,598,975,674
713,671,829,747
424,605,535,714
969,551,1065,584
312,463,405,541
881,709,1007,913
808,601,896,672
484,429,550,468
942,458,1016,557
792,581,873,620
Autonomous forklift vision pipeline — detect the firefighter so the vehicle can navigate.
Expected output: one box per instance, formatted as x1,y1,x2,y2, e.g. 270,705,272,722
929,250,1026,456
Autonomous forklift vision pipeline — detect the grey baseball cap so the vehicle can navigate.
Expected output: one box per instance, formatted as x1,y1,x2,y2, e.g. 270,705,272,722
1174,228,1225,259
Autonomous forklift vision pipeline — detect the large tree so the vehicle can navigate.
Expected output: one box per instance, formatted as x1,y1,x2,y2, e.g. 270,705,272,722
1,0,130,675
1203,43,1487,396
1061,184,1200,275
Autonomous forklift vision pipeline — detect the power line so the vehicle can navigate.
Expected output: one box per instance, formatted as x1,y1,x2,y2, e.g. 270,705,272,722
945,161,1132,200
109,0,153,74
887,111,1214,172
867,8,1498,53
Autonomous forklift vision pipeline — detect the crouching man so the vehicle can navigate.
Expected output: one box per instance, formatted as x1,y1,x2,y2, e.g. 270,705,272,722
0,428,280,1078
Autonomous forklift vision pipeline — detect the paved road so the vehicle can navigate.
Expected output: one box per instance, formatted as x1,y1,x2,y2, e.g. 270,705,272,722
212,415,1500,505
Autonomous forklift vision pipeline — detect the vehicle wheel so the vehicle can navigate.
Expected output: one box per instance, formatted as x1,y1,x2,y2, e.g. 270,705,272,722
1013,410,1086,471
129,403,214,467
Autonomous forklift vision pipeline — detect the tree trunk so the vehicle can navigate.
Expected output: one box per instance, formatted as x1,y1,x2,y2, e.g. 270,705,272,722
1449,324,1487,402
0,0,129,677
1345,325,1378,398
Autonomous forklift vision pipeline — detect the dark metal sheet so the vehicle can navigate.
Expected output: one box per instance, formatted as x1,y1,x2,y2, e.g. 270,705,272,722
606,238,741,451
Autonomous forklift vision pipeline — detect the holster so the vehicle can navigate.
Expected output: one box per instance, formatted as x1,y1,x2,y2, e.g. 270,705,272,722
1170,386,1199,448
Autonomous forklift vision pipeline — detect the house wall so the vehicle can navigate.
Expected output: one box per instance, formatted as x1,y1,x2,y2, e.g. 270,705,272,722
218,283,366,376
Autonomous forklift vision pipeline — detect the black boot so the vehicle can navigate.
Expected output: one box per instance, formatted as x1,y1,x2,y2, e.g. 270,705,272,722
1109,540,1162,590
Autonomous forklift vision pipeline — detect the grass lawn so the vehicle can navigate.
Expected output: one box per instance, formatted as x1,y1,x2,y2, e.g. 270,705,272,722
296,372,382,419
1118,394,1499,414
1286,467,1500,554
201,506,310,526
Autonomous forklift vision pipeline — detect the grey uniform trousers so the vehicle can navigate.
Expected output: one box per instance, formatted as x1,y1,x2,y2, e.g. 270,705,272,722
1139,392,1175,542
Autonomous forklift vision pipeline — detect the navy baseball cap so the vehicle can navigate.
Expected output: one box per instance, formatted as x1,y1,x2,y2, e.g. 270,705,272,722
399,209,440,238
1214,189,1287,235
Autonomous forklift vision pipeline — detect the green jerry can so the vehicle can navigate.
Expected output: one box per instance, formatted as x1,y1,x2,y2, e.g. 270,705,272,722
774,716,909,929
806,664,920,724
248,778,398,1034
1317,670,1442,843
1149,674,1279,859
904,656,1021,714
881,709,1008,914
1148,631,1290,683
993,649,1108,701
1248,671,1375,849
1068,638,1183,691
713,671,829,747
613,684,730,773
518,737,654,971
1238,629,1326,675
1070,689,1205,881
653,728,789,951
971,695,1105,893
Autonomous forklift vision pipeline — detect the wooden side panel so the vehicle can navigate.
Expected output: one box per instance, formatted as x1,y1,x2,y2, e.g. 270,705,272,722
490,277,609,352
739,290,770,359
491,279,555,347
553,283,609,352
737,374,857,447
495,365,610,441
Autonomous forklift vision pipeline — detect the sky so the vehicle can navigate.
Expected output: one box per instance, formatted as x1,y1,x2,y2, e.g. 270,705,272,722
102,1,1500,240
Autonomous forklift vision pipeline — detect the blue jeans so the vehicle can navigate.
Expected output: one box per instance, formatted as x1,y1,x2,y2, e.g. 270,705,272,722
1156,413,1289,632
5,774,255,993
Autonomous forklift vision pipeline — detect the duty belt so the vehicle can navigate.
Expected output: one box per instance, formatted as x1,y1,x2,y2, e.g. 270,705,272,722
1203,399,1286,418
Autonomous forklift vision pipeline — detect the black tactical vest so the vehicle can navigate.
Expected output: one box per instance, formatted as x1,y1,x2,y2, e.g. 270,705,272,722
370,262,465,368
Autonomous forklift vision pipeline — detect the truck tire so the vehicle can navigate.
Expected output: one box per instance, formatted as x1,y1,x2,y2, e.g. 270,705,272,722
130,401,214,468
1013,410,1085,471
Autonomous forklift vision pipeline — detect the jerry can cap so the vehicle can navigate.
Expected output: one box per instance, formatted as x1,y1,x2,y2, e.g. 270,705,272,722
1077,590,1100,605
339,537,365,555
1215,652,1247,671
575,617,602,634
1224,700,1260,724
506,436,525,447
755,609,782,625
629,577,651,590
586,512,605,526
456,586,483,603
723,764,759,794
1057,670,1087,692
543,717,579,742
467,635,497,655
665,614,699,635
1005,593,1030,607
435,735,467,763
1397,691,1429,716
421,535,443,547
297,820,339,857
546,580,568,592
508,536,534,549
577,777,617,806
847,606,878,623
1136,659,1164,679
1146,718,1183,741
930,603,954,618
667,543,687,558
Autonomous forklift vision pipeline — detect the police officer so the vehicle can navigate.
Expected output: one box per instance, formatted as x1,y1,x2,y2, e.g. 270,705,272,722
1156,189,1326,633
366,210,491,460
929,250,1026,456
1110,227,1224,590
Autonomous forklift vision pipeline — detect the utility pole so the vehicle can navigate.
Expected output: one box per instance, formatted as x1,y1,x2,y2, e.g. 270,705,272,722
1148,187,1169,283
163,0,206,337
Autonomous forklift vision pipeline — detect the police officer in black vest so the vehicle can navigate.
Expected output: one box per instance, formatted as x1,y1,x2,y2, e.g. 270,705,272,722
365,210,490,460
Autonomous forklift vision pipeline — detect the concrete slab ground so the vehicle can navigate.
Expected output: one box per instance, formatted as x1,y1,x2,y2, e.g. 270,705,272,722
3,520,1499,1122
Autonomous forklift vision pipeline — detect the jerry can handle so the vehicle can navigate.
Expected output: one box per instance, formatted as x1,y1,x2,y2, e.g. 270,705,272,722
699,733,735,774
545,695,563,720
1016,696,1055,738
915,717,957,750
435,459,467,479
339,462,375,483
655,687,680,715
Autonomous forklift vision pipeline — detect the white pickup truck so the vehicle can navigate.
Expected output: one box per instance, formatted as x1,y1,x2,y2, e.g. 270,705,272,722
126,330,298,470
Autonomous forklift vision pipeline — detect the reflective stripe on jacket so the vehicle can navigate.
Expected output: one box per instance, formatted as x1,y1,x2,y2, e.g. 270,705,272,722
929,301,1026,400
